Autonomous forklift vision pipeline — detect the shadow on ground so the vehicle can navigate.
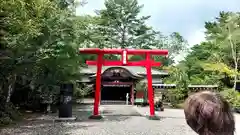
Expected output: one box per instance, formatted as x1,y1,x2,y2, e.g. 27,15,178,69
0,104,190,135
0,118,95,135
0,104,143,135
73,104,143,122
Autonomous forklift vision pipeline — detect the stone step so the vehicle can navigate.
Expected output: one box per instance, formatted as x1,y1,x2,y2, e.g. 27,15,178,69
100,100,131,105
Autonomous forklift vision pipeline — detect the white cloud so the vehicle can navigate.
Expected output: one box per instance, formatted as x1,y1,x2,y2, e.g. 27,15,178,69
186,28,206,46
76,0,104,15
173,28,206,63
76,0,240,63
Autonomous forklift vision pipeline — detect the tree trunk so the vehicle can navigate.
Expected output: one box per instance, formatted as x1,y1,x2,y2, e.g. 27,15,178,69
233,58,239,90
228,28,238,90
121,26,126,48
6,74,16,103
233,65,237,90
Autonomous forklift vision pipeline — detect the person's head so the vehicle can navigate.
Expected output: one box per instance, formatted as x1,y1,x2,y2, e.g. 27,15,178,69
184,91,235,135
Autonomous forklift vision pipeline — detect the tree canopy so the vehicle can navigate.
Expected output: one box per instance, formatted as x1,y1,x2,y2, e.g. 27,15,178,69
164,11,240,108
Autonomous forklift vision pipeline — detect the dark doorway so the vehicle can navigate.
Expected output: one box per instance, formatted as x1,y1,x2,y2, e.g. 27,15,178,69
101,86,131,101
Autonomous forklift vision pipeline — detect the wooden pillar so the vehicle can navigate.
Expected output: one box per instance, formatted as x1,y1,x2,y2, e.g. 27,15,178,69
99,84,101,105
145,53,155,116
92,53,103,117
131,84,134,105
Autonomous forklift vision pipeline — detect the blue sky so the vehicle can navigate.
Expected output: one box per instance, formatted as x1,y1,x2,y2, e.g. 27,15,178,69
76,0,240,61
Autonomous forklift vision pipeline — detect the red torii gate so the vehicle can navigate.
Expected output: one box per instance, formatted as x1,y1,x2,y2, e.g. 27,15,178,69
79,48,168,120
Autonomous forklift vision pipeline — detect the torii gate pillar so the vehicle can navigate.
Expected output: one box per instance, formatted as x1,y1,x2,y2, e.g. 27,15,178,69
79,48,168,120
145,53,155,117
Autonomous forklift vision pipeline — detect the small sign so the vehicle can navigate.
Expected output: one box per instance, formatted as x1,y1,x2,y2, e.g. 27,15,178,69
135,98,144,103
60,96,72,104
122,50,127,65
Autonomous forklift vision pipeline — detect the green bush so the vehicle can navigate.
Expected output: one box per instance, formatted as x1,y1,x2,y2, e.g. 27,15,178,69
5,103,22,121
0,103,22,127
220,88,240,109
173,103,184,109
74,83,92,99
163,88,185,106
0,116,12,126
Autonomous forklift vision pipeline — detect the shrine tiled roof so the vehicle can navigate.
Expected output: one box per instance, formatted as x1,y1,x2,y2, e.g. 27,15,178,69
80,66,168,76
188,85,218,88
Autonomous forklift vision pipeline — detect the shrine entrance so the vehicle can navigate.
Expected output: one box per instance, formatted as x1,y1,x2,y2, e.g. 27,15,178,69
101,86,131,101
79,48,168,120
90,66,143,103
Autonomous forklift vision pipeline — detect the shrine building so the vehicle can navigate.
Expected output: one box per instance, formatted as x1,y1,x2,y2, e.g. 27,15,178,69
78,66,169,103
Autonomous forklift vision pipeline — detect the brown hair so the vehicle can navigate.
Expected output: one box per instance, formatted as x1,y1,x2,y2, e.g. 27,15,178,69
184,91,235,135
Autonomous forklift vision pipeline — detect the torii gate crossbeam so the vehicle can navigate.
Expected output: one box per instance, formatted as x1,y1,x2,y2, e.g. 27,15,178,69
79,48,168,120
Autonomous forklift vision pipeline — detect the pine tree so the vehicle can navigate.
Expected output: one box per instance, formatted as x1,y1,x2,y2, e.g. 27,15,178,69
97,0,158,49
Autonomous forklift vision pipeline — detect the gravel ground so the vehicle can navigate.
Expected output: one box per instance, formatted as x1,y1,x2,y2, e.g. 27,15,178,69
0,105,239,135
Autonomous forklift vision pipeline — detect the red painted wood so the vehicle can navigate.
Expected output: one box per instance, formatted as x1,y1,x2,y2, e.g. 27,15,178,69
86,60,161,66
93,53,103,116
136,91,144,98
126,49,168,55
146,53,155,116
80,48,168,55
131,85,134,105
79,48,122,54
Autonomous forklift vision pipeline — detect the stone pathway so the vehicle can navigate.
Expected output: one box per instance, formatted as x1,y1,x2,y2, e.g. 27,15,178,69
0,105,238,135
134,106,240,135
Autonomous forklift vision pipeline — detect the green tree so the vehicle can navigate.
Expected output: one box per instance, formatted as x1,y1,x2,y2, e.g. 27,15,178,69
96,0,157,49
0,0,88,114
204,12,240,89
150,32,189,66
163,11,240,107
